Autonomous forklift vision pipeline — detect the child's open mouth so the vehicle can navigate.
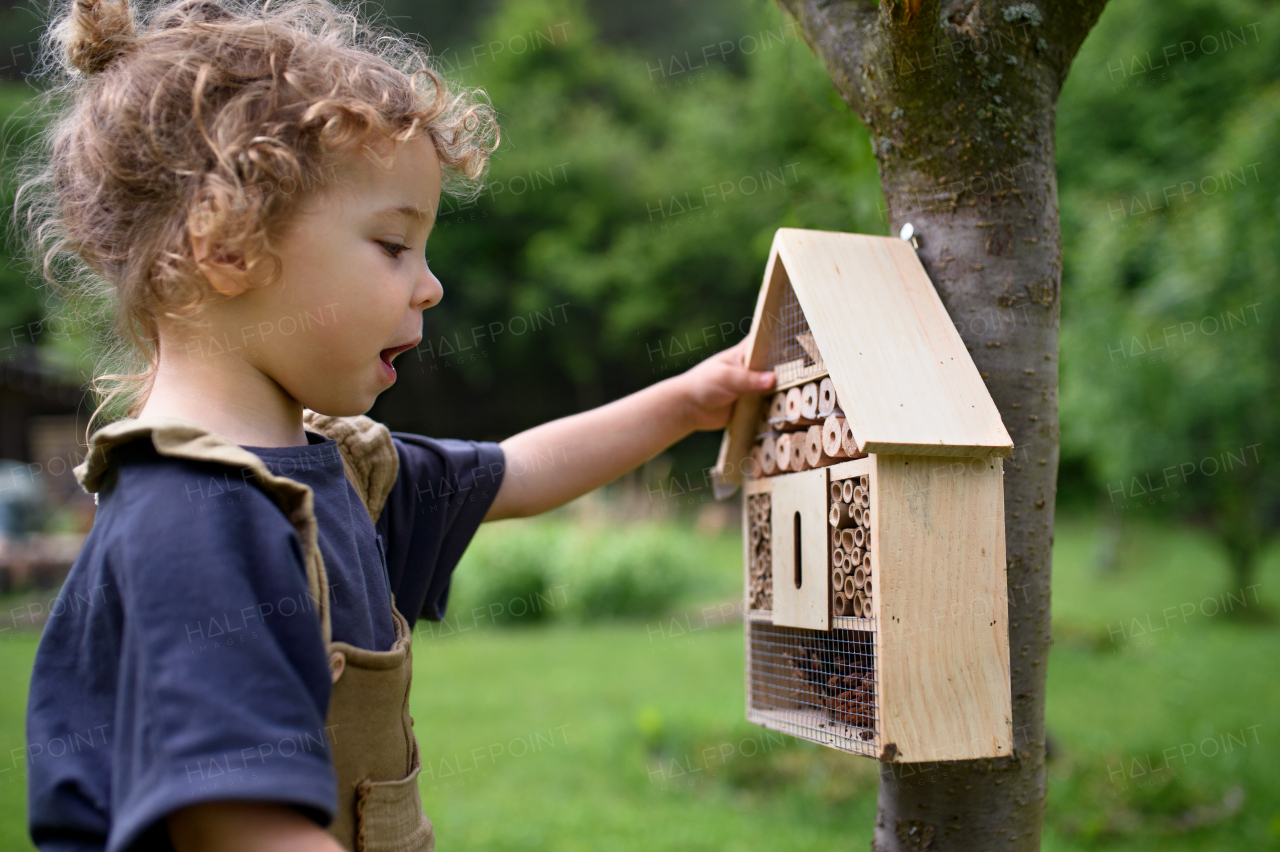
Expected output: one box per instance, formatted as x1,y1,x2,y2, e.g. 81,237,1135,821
378,340,419,381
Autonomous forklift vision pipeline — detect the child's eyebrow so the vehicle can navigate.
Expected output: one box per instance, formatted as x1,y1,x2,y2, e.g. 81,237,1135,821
373,204,436,227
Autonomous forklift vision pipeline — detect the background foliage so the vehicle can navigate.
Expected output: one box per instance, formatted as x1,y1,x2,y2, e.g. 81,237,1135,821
2,0,1272,557
5,0,1273,581
1055,0,1280,585
0,0,1276,847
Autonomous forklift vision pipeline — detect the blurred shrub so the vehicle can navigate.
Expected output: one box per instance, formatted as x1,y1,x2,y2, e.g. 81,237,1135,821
446,521,560,625
571,529,687,619
446,517,719,624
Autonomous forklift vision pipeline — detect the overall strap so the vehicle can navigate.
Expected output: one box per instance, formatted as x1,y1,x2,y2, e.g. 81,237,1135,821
302,411,400,523
74,415,335,645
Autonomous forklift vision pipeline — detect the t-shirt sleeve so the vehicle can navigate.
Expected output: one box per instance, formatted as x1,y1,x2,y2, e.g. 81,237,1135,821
377,434,504,627
104,459,337,850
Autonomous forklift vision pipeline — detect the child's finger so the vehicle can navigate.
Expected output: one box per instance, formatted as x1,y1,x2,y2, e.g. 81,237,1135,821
720,363,774,394
713,337,751,367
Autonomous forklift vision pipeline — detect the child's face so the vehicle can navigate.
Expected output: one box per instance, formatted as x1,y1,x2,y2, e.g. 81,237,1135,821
232,135,443,416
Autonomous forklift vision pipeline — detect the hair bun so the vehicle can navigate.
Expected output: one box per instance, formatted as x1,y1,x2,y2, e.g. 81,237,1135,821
65,0,135,75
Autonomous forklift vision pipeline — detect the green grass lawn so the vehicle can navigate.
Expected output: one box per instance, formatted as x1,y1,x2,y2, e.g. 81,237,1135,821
1,513,1277,850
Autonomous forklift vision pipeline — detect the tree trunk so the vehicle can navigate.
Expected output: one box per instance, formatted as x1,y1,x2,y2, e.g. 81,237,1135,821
1216,478,1263,607
773,1,1108,848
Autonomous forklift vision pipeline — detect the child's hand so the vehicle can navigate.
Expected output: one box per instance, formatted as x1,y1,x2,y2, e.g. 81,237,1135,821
673,339,776,432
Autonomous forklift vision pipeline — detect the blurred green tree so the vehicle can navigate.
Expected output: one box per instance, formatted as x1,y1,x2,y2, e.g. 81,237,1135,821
1058,0,1280,590
0,85,45,343
370,0,886,462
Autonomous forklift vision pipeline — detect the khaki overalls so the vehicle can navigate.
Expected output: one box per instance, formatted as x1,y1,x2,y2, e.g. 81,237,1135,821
74,412,435,852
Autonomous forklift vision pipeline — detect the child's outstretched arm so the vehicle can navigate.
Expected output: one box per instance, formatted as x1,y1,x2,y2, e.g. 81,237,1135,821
485,339,774,520
168,801,346,851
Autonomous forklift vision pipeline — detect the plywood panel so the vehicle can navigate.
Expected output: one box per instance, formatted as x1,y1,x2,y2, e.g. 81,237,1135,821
774,229,1012,457
874,455,1011,762
714,250,791,495
827,456,872,482
769,467,829,630
861,441,1007,458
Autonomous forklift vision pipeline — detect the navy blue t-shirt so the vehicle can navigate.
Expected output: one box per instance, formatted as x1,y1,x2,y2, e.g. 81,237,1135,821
25,429,504,852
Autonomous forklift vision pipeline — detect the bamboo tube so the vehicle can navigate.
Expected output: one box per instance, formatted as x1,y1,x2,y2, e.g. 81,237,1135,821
861,596,872,618
775,433,792,472
843,575,856,599
860,506,870,528
840,528,855,552
833,548,845,568
859,487,870,509
832,567,845,590
821,416,846,458
768,392,786,421
761,435,777,475
853,527,865,549
852,505,864,527
790,439,811,471
841,418,858,456
751,525,761,546
804,424,832,468
834,591,847,616
847,547,863,566
799,382,819,419
850,485,862,505
864,578,873,597
784,387,803,423
830,481,843,502
748,445,763,478
829,501,855,528
854,566,867,590
853,589,866,612
818,377,837,417
862,554,873,576
842,479,854,503
859,474,868,490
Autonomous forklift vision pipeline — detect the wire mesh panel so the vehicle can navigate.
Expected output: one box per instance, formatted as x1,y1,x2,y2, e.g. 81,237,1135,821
746,623,879,756
764,279,826,387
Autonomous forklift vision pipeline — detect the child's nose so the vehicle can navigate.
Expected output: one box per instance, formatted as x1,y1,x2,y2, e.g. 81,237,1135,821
415,263,444,309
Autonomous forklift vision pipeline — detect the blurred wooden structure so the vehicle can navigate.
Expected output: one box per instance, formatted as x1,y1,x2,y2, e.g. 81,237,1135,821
0,346,92,592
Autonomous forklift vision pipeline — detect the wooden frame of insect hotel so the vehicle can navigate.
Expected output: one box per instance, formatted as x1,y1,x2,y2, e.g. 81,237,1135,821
712,228,1016,763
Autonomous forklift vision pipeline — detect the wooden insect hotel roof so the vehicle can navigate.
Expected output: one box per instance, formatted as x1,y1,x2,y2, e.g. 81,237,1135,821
715,228,1013,496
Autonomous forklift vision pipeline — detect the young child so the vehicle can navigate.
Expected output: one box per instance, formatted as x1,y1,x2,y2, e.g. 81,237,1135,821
20,0,773,850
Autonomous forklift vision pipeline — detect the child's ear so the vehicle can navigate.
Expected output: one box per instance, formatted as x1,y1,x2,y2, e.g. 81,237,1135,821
190,233,252,298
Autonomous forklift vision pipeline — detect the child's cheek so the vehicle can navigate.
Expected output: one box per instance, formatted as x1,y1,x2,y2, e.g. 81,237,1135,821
297,285,403,361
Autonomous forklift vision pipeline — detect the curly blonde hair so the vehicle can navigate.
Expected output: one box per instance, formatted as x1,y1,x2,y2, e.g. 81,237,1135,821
16,0,498,421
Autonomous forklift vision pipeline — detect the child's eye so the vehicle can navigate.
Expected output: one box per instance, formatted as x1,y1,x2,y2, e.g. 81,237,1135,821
377,240,410,259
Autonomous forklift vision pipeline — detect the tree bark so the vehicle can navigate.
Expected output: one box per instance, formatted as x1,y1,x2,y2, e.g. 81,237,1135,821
1216,477,1264,603
772,1,1108,848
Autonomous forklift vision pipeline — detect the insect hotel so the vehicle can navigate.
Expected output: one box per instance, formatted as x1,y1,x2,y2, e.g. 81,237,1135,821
713,228,1015,763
